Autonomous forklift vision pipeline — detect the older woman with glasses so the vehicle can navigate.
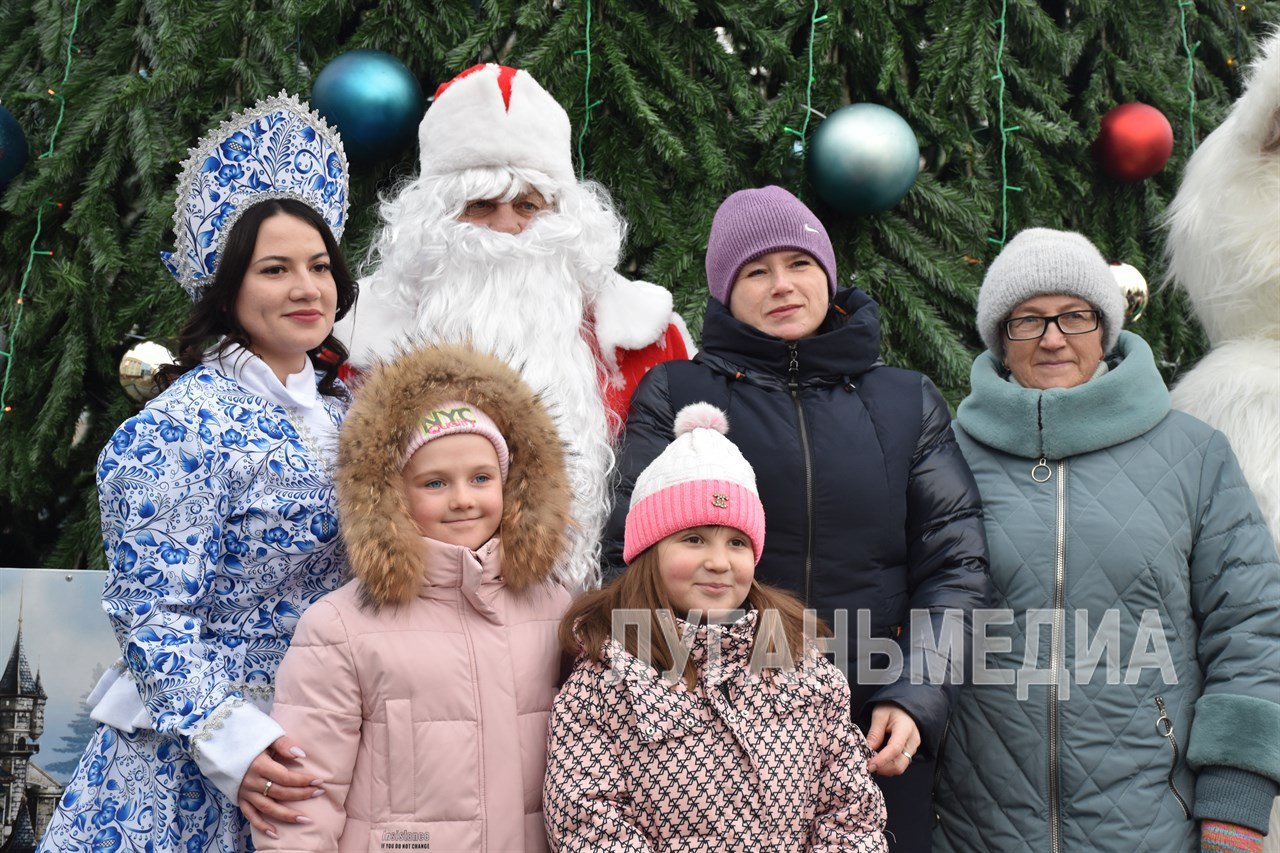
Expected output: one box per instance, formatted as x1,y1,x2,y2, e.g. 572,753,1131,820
933,228,1280,853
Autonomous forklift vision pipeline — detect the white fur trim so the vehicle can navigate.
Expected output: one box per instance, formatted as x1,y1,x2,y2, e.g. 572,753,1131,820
333,275,414,369
419,65,574,182
1171,339,1280,547
191,700,285,803
1164,32,1280,345
593,272,676,375
670,311,698,357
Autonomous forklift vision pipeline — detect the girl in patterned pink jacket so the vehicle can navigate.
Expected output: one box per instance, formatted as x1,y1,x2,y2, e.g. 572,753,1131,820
544,403,887,852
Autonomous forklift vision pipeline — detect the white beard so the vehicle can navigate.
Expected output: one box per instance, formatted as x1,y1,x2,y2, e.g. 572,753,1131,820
391,218,613,590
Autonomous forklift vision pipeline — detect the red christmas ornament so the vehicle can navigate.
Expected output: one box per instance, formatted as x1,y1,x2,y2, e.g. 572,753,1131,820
1092,103,1174,182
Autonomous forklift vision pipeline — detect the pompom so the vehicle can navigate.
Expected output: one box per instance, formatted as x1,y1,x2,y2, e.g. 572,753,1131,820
673,402,729,437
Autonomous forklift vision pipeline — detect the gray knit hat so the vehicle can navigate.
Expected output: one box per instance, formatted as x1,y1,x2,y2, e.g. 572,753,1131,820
977,228,1125,355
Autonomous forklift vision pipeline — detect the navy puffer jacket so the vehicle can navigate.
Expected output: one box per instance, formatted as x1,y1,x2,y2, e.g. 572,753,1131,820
604,289,991,753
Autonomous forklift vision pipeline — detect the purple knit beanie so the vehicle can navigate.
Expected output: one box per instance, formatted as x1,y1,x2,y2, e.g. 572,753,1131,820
705,185,838,305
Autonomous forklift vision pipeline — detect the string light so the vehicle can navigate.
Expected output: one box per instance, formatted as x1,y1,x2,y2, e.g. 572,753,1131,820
988,0,1020,247
1226,0,1248,76
574,0,600,181
0,0,82,424
783,0,827,188
1178,1,1198,153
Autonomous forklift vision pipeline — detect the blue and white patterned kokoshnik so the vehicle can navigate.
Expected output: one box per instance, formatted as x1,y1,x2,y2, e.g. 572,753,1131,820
160,91,349,300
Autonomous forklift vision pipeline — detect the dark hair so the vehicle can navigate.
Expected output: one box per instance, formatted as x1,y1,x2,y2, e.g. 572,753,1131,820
157,198,358,396
560,543,828,689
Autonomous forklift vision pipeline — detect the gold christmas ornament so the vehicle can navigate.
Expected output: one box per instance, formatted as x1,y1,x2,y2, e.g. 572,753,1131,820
1108,261,1149,323
119,340,175,404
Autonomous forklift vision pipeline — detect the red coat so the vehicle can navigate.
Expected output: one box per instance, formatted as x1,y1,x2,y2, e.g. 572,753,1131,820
599,319,691,427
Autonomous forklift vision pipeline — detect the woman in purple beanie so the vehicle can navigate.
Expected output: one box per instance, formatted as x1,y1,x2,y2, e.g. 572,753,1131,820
602,185,991,852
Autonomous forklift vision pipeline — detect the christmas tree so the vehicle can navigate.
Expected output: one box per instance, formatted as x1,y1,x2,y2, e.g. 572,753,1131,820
1,0,1274,567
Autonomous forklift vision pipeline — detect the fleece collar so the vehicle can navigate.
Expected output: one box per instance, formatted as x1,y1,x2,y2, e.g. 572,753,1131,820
956,331,1171,460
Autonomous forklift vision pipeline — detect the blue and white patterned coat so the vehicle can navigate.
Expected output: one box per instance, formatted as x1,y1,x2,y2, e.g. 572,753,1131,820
39,358,347,853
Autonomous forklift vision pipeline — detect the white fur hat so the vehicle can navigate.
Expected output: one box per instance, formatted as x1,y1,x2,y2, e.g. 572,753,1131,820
419,64,573,183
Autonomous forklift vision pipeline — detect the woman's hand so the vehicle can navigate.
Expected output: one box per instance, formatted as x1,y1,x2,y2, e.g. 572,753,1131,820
236,735,324,839
864,703,922,777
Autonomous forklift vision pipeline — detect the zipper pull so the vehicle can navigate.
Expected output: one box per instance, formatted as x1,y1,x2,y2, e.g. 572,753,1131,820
1155,695,1175,739
787,343,800,392
1031,456,1052,483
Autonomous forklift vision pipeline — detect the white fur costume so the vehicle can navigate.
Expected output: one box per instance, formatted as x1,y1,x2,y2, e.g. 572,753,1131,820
335,66,693,591
1165,31,1280,848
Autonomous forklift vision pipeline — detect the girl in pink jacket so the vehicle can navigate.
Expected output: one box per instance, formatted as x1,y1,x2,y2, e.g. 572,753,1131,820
252,344,572,852
544,403,888,852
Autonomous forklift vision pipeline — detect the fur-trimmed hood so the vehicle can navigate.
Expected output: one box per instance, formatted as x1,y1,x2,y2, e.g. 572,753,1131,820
336,343,570,608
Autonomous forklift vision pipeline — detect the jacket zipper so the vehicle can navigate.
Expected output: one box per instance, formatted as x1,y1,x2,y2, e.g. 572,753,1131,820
788,343,816,604
458,593,487,847
1155,696,1192,819
1041,457,1066,853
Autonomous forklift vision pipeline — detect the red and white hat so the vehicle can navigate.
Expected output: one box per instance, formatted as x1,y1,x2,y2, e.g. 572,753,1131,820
623,403,766,565
419,63,573,183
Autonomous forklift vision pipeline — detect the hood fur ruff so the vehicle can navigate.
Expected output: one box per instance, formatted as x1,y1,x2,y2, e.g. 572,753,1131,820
337,343,570,608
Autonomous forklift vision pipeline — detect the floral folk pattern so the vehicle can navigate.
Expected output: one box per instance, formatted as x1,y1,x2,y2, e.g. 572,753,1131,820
160,92,349,299
38,363,347,852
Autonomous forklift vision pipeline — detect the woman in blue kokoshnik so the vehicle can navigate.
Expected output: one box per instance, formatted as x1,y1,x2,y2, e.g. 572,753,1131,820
38,94,356,853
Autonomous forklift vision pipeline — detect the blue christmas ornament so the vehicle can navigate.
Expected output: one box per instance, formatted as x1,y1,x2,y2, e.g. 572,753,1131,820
311,50,424,165
808,103,920,215
0,105,30,189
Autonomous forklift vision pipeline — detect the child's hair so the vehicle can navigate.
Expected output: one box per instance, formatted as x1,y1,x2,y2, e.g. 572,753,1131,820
560,541,828,689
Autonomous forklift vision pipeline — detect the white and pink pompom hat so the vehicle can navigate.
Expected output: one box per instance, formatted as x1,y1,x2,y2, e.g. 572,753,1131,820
623,403,766,565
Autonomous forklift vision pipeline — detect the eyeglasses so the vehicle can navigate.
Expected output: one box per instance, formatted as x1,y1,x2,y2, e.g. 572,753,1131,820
1003,309,1100,341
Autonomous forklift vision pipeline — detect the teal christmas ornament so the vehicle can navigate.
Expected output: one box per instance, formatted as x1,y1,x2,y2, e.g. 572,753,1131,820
311,50,424,165
0,105,30,188
808,103,920,215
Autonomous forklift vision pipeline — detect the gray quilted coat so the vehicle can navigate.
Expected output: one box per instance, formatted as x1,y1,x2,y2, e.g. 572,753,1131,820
934,332,1280,852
